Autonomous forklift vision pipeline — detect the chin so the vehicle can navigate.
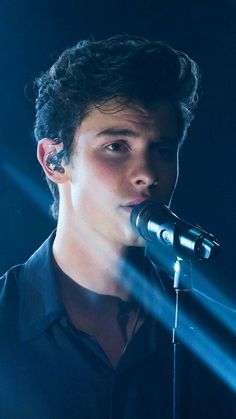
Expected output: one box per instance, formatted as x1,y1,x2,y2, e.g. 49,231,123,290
122,228,146,247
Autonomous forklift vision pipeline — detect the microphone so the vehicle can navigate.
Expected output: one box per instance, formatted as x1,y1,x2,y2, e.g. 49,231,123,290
130,200,220,260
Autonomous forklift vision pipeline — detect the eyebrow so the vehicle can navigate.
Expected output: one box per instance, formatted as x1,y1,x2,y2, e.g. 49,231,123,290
96,127,180,144
96,128,140,138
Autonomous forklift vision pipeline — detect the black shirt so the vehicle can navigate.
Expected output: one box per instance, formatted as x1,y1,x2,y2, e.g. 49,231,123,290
54,256,147,367
0,232,235,419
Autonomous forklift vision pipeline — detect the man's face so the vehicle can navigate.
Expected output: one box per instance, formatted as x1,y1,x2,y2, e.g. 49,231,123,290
65,100,180,248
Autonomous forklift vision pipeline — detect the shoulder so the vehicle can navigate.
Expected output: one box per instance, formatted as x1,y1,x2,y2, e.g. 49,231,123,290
0,264,25,340
0,264,23,304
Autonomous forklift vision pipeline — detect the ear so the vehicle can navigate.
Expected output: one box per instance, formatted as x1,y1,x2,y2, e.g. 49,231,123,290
37,138,70,184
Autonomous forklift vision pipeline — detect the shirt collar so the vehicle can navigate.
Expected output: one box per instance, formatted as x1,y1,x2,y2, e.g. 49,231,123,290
17,231,173,344
18,230,64,342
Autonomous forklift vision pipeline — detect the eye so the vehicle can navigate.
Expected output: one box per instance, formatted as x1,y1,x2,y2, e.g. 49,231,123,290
150,143,178,160
105,141,130,152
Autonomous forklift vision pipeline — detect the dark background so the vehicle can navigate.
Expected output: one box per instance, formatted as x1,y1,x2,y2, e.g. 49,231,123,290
0,0,235,303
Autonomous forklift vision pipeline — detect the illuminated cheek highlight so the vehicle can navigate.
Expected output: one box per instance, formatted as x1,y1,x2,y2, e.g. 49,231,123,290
85,153,126,191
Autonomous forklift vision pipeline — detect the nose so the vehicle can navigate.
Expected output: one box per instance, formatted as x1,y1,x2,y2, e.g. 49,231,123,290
130,157,158,190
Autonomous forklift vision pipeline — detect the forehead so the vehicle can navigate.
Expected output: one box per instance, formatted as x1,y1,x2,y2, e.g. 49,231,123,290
76,99,180,139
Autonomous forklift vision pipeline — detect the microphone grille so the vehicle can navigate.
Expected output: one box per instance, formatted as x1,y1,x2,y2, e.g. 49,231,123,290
130,200,155,240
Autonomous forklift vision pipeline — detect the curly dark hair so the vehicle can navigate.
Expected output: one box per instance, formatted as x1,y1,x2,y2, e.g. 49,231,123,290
34,35,200,219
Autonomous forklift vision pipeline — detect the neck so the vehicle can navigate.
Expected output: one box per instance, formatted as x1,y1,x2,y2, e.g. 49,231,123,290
53,218,145,301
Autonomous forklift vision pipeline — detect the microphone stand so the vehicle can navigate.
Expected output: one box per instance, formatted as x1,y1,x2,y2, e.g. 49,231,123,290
129,200,220,418
172,256,192,419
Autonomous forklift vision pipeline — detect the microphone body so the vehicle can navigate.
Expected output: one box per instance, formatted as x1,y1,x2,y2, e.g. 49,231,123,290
130,200,220,260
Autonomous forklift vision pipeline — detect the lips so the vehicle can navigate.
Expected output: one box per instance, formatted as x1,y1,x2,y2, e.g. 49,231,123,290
120,198,150,214
122,197,149,207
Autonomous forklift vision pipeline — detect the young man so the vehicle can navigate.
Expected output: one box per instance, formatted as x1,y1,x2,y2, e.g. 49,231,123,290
0,36,234,418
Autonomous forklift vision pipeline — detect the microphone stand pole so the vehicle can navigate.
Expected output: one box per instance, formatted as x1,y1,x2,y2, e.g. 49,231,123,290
172,257,192,419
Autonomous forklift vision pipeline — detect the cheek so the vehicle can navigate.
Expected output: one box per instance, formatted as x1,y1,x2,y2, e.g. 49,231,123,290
93,164,119,183
73,155,124,200
86,155,124,190
157,161,179,202
160,159,178,183
169,165,179,187
167,165,179,201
